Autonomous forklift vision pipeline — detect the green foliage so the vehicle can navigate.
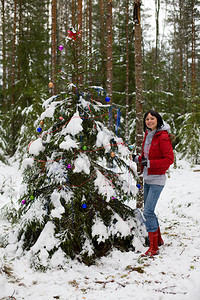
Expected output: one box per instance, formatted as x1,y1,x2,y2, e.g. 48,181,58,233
175,112,200,163
15,86,145,267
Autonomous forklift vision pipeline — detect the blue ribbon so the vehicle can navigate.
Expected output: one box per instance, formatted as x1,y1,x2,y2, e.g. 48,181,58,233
116,108,121,135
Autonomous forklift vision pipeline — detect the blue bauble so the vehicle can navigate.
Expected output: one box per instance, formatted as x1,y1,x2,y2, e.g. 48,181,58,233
105,96,110,102
136,184,141,189
37,127,42,133
82,203,87,209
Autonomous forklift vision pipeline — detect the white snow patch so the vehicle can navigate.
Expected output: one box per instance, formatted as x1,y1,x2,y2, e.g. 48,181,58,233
50,191,65,219
73,153,90,174
59,135,78,150
31,221,59,254
29,138,45,155
61,110,83,136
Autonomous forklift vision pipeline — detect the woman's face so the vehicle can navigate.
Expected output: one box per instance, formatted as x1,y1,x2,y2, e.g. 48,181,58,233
145,113,158,131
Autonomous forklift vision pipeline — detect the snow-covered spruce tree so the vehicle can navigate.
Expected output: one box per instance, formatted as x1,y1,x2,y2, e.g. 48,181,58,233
17,86,146,267
176,112,200,164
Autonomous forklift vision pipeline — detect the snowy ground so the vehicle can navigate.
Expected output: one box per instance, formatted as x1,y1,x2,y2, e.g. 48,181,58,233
0,157,200,300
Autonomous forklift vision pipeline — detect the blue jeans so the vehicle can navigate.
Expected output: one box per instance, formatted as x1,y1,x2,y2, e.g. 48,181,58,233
143,183,164,232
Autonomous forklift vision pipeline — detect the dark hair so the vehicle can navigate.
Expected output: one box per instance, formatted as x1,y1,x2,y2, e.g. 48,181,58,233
143,110,164,132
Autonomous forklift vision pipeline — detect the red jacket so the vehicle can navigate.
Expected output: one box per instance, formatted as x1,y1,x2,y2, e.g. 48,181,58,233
138,130,174,175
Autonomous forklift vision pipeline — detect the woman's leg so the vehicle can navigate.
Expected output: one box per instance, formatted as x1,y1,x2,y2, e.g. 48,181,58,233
143,184,164,232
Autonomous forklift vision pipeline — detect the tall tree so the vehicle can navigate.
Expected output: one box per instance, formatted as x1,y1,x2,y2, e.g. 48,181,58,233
99,0,106,89
155,0,160,66
191,0,196,100
77,0,83,86
88,0,92,85
106,0,113,104
125,0,129,141
134,0,143,209
11,0,17,155
51,0,57,95
1,0,6,98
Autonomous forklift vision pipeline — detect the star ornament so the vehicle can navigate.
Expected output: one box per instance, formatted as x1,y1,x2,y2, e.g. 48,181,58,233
67,29,82,41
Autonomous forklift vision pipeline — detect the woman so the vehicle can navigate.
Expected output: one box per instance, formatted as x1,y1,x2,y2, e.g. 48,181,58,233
133,110,174,257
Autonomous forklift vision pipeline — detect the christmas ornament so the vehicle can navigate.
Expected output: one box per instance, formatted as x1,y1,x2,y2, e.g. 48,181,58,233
67,29,82,41
58,45,64,50
67,164,72,169
136,184,141,189
110,151,115,158
21,199,26,204
37,127,42,133
105,115,109,120
48,82,54,88
30,195,34,200
116,108,121,135
82,204,87,209
40,120,44,126
59,116,64,120
83,146,87,151
105,96,110,102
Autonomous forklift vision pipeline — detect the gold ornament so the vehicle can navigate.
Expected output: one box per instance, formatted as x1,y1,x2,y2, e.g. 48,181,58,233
48,82,54,88
110,151,115,158
40,120,44,126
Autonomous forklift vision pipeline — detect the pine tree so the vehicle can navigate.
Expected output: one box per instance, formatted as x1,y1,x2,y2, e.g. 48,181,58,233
16,84,146,268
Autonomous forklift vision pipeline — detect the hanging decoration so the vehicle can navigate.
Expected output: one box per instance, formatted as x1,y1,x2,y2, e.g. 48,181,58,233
105,96,110,103
109,106,112,127
48,82,54,88
82,203,87,209
37,127,42,133
110,151,115,158
116,108,121,135
21,200,26,205
67,28,82,41
58,45,64,50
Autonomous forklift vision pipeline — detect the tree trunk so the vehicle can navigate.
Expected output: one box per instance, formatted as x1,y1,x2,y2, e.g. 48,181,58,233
72,0,75,28
100,0,106,89
191,0,196,100
51,0,57,95
125,0,129,142
2,0,6,101
88,0,92,85
155,0,160,66
11,0,17,106
77,0,83,86
134,0,143,209
106,0,113,103
11,0,17,155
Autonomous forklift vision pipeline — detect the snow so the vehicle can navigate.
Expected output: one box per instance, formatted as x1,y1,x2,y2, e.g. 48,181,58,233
94,170,115,201
28,137,45,155
0,157,200,299
61,110,83,136
96,127,112,153
73,153,90,174
59,135,78,151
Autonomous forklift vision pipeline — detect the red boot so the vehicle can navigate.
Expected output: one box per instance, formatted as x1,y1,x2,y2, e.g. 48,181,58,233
158,226,164,246
141,231,159,257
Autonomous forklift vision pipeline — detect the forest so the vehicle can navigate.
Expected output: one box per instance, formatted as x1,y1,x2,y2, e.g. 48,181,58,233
0,0,200,164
